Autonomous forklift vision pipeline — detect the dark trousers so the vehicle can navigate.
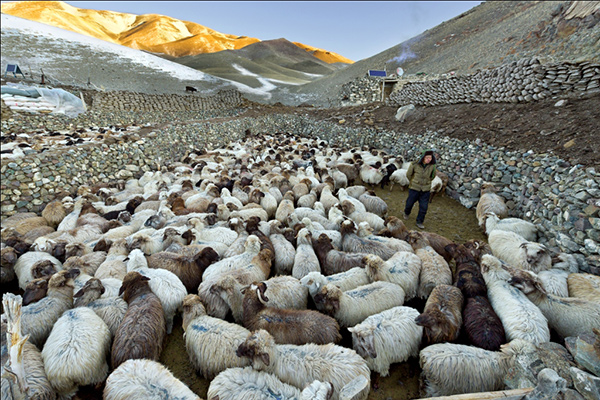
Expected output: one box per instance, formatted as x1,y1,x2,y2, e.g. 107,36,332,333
404,189,430,224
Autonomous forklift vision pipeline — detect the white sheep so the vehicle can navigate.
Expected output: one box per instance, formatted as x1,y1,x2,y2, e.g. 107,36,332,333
236,329,371,400
419,339,534,397
41,307,111,398
20,268,80,348
314,281,405,328
126,248,187,334
476,183,509,227
181,294,251,380
207,367,333,400
104,359,201,400
300,268,371,298
508,269,600,339
480,254,550,344
537,269,570,297
302,217,343,250
14,251,63,290
488,230,551,273
363,252,421,301
213,274,308,324
388,168,409,191
483,212,538,242
292,228,321,279
407,232,452,299
356,222,413,254
348,306,423,377
268,220,296,275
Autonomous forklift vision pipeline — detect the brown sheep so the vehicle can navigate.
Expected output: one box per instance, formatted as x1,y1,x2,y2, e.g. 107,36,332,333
242,282,341,345
415,284,464,345
445,243,487,298
22,278,50,306
463,239,493,261
1,246,18,283
246,216,276,261
63,251,107,276
147,247,220,292
111,271,166,369
418,231,454,264
312,233,368,275
378,215,409,241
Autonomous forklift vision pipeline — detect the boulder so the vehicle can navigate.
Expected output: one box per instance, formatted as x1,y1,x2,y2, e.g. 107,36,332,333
394,104,415,122
564,331,600,377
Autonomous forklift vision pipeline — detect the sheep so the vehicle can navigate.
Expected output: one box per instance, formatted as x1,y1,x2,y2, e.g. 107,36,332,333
356,222,413,254
62,250,107,276
567,272,600,302
95,238,129,280
41,306,111,398
406,231,452,299
207,367,333,400
312,233,368,276
111,271,166,369
14,251,63,290
126,249,187,334
275,190,295,224
348,306,423,378
41,199,67,229
462,295,507,351
319,184,339,214
388,168,409,191
483,212,538,242
341,200,385,232
1,246,18,284
292,228,321,279
358,190,388,217
187,216,238,246
378,215,409,240
551,252,580,273
212,274,308,324
20,268,80,348
241,282,341,345
488,230,551,273
476,183,509,227
508,269,600,339
181,294,251,380
428,171,448,203
73,278,128,338
335,163,361,186
147,247,219,292
104,359,201,400
223,218,250,258
359,162,384,188
268,220,296,275
419,339,534,397
313,281,405,328
199,235,264,319
1,293,56,400
363,252,422,301
236,329,371,400
444,242,487,298
537,269,570,297
340,220,396,261
245,216,276,261
300,268,371,300
415,284,464,345
302,217,343,250
22,277,51,306
480,254,550,344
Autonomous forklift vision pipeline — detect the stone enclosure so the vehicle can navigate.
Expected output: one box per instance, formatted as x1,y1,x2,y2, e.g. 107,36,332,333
1,57,599,273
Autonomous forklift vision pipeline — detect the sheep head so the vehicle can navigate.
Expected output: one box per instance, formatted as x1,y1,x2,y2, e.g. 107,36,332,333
315,233,334,251
340,220,357,235
119,271,151,302
244,235,262,253
341,200,356,216
236,329,273,368
406,231,429,250
0,247,18,268
520,243,550,270
363,254,384,278
23,278,49,306
348,325,377,359
507,270,545,295
313,284,341,315
31,260,58,280
463,240,492,261
197,247,220,268
48,268,80,289
65,242,88,259
296,228,312,245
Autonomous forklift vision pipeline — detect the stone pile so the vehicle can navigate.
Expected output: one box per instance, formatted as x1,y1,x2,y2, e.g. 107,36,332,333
92,89,244,112
339,77,382,106
387,57,600,106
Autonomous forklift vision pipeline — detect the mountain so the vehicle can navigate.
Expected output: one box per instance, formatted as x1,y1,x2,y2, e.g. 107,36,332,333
0,1,353,64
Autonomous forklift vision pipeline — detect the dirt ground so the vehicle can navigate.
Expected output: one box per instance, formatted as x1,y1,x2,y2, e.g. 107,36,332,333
240,93,600,170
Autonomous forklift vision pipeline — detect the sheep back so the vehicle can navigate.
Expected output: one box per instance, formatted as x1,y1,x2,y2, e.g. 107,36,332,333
415,284,464,345
104,359,200,400
349,306,422,376
462,295,506,351
41,307,111,396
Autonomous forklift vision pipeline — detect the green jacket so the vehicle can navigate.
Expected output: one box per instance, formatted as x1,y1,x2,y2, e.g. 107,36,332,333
406,149,437,192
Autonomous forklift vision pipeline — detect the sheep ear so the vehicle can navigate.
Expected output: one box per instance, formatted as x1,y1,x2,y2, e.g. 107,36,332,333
519,243,528,249
260,352,270,366
73,288,85,298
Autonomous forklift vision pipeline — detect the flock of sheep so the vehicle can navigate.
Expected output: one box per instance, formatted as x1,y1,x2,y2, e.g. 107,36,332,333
1,132,599,400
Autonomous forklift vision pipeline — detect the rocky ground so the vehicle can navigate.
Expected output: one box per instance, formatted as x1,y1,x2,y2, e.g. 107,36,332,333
239,93,600,170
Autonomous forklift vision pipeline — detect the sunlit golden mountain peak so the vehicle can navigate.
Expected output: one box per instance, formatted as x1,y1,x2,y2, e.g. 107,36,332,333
1,1,353,62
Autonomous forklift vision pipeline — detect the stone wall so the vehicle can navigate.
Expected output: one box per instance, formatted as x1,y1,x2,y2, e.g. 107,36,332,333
388,57,600,106
1,92,598,273
338,77,383,106
91,89,244,112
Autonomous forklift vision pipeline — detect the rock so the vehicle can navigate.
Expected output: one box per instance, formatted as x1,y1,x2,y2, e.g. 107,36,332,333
555,99,568,107
394,104,416,122
523,368,566,400
564,332,600,377
569,367,600,400
564,139,576,149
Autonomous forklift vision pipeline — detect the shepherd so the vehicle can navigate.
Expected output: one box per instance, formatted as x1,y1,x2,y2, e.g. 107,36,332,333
403,149,437,229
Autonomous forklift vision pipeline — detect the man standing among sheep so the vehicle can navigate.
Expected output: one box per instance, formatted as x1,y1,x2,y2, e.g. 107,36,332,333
403,149,436,229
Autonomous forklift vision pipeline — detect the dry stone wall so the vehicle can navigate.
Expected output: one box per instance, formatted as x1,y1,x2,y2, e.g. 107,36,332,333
92,89,244,112
388,57,600,106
